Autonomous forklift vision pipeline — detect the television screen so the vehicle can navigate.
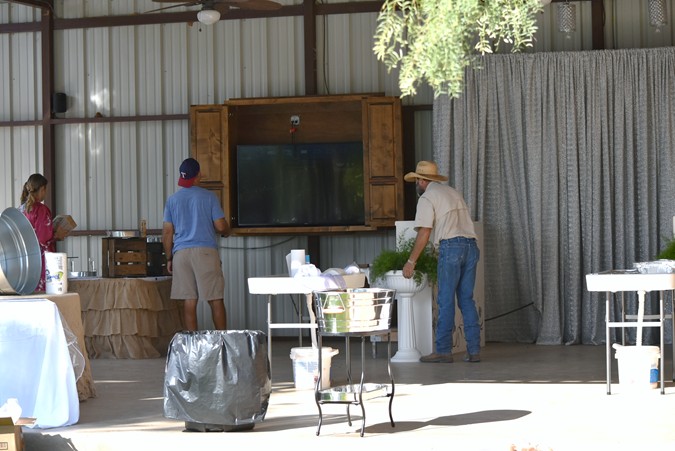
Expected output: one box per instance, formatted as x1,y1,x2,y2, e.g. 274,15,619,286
236,142,365,227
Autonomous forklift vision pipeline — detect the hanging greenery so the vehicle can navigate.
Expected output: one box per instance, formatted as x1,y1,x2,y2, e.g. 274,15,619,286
373,0,544,97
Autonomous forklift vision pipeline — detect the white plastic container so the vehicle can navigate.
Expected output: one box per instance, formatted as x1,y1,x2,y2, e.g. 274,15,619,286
45,252,68,294
0,398,22,422
613,344,660,391
289,347,339,390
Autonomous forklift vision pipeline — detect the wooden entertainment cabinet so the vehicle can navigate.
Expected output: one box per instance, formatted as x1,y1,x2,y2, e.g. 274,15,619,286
189,94,404,235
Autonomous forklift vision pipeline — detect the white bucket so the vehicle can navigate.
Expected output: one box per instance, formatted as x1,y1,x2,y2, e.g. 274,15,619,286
45,252,68,294
613,344,660,391
289,347,338,390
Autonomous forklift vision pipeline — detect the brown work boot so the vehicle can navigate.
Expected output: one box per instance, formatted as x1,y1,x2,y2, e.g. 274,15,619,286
419,352,454,363
463,353,481,363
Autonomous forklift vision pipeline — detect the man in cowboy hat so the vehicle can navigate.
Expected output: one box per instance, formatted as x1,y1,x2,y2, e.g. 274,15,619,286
402,160,481,363
162,157,230,331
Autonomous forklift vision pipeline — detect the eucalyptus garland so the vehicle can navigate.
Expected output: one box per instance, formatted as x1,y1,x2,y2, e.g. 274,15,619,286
373,0,543,97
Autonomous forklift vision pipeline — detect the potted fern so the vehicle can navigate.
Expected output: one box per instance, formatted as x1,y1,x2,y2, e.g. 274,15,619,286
369,236,438,362
369,236,438,287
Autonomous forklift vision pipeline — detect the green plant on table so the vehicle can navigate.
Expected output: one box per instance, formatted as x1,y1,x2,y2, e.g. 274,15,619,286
370,236,438,286
656,238,675,260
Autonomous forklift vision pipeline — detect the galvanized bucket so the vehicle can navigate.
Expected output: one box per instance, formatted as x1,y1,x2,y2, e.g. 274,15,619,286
0,207,41,295
313,288,396,334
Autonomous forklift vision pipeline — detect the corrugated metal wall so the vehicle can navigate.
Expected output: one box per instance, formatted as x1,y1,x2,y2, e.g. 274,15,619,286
1,0,674,332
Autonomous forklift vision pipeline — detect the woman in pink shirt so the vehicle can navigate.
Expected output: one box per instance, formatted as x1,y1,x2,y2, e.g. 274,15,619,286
19,173,65,292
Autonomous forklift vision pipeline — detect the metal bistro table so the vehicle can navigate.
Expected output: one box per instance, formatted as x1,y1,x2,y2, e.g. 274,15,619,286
586,270,675,395
313,288,396,437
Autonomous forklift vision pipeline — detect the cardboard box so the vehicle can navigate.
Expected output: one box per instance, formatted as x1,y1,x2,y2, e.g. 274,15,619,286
53,214,77,237
0,417,35,451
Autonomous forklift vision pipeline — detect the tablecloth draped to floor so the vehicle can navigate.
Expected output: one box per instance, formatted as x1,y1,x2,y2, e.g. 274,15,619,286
0,298,79,428
4,292,97,401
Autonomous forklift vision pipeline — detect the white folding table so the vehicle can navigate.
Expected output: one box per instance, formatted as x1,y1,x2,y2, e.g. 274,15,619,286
586,270,675,394
247,273,365,376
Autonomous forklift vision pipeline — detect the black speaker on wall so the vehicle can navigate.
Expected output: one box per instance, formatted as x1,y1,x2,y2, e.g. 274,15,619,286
52,93,67,113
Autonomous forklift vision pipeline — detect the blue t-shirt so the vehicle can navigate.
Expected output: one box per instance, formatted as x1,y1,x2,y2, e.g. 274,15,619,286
163,186,225,253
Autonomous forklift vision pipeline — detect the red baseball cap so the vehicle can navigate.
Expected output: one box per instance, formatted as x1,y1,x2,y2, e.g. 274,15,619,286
178,158,200,188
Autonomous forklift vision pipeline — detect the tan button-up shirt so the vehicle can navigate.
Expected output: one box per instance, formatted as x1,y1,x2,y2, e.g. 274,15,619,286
413,182,476,247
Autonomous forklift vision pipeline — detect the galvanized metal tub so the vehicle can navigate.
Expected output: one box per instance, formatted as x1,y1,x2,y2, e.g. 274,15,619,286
0,207,41,295
313,288,396,334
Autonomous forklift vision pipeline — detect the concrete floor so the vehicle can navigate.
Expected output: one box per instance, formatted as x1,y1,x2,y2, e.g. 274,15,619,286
23,338,675,451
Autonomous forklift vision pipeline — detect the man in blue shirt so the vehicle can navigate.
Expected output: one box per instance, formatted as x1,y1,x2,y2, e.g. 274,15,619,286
162,158,230,330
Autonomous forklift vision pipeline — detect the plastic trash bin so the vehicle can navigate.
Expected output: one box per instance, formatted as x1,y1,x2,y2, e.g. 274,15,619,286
163,330,271,432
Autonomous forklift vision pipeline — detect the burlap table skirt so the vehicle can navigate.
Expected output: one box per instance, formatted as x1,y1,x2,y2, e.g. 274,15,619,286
70,276,184,359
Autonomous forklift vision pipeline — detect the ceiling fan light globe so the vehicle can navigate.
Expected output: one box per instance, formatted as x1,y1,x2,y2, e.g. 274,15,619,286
197,8,220,25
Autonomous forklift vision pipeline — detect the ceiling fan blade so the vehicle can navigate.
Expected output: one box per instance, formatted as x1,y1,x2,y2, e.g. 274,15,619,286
144,2,200,14
151,0,199,3
214,3,230,14
230,0,282,11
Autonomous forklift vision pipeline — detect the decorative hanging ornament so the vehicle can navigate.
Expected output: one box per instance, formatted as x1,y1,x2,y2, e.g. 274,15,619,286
557,2,576,35
648,0,668,31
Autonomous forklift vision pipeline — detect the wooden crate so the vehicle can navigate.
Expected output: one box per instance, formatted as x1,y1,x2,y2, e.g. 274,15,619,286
102,237,147,278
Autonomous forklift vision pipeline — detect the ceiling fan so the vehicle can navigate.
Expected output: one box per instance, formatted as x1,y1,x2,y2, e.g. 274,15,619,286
148,0,283,26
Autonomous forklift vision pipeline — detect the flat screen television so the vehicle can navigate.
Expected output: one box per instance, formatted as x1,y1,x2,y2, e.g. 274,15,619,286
236,142,365,227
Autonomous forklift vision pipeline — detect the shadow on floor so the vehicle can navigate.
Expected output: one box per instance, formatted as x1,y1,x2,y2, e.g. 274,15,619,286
365,409,531,434
23,433,78,451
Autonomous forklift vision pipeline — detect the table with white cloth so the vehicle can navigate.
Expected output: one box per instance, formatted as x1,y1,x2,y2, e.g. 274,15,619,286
247,273,366,376
14,292,96,401
0,298,79,428
68,276,184,359
586,270,675,395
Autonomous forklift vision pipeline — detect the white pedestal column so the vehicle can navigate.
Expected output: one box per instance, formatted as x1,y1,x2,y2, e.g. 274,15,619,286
383,271,426,363
391,292,422,362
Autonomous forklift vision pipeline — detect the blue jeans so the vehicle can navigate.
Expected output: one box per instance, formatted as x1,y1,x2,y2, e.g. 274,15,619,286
435,237,481,355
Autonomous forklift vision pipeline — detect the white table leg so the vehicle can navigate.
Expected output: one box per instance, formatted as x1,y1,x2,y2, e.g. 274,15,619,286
306,294,317,349
267,294,273,379
660,292,665,394
636,290,645,346
606,293,611,395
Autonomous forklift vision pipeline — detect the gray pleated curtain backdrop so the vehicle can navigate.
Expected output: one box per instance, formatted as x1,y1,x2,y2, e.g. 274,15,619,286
434,47,675,346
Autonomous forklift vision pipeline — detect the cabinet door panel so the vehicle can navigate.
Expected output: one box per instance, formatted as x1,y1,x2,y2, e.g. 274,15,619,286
364,97,403,227
366,102,398,178
189,105,231,225
190,106,227,183
369,184,399,221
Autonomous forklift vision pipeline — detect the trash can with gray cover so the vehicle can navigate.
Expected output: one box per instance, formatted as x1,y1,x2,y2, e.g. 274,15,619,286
163,330,271,432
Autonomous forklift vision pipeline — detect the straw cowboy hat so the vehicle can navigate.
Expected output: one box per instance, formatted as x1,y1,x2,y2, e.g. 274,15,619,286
404,161,448,182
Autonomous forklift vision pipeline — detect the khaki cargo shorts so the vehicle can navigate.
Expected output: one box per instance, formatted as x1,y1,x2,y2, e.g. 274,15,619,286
170,247,225,301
